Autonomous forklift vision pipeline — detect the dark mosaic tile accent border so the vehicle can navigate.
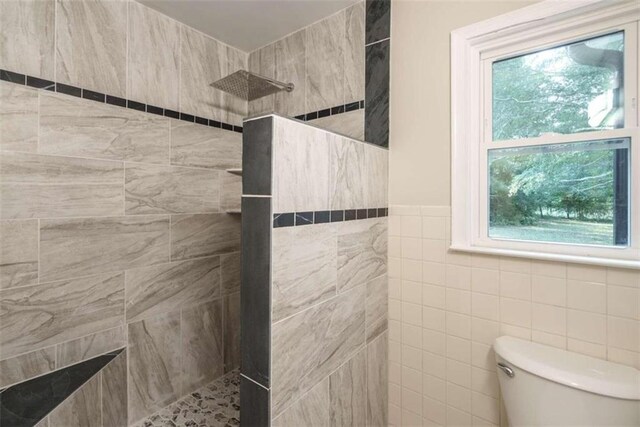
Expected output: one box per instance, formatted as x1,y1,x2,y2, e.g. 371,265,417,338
273,207,388,228
0,68,243,134
294,100,365,123
0,348,124,427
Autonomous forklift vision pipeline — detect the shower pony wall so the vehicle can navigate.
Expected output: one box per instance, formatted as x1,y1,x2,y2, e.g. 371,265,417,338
241,115,389,426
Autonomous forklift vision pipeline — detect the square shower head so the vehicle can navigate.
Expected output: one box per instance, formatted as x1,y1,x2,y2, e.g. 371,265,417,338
210,70,294,101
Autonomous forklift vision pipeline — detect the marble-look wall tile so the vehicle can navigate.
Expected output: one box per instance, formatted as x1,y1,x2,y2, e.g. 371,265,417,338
0,219,38,289
312,109,365,141
125,163,220,215
56,326,126,369
1,151,124,219
272,223,337,322
248,44,276,116
56,0,127,96
272,378,330,426
128,1,180,110
329,349,366,427
364,40,389,148
275,31,307,117
34,418,49,427
221,252,241,295
171,213,241,261
0,346,55,388
330,136,366,210
0,82,38,152
224,292,241,372
40,216,170,282
220,172,242,213
102,349,128,427
366,331,388,426
0,0,54,79
40,93,171,164
365,0,391,44
0,273,124,359
271,285,365,416
128,311,181,423
182,299,224,391
170,120,242,170
180,26,227,120
306,11,345,112
337,218,387,292
344,2,365,104
364,145,388,207
49,373,101,427
273,118,330,212
126,257,221,323
224,46,249,126
365,274,387,342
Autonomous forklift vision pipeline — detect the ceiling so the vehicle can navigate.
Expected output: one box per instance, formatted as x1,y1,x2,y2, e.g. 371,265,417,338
137,0,359,52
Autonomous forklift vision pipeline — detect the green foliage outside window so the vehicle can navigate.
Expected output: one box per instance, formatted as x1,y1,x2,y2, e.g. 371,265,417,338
488,32,626,245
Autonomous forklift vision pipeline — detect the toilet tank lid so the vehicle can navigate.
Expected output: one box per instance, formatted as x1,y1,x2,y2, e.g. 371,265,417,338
494,336,640,400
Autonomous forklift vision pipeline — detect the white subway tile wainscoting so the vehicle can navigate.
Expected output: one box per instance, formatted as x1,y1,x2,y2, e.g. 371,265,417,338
388,205,640,426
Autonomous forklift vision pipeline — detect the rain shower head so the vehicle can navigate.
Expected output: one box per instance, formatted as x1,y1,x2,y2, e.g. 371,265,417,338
210,70,294,101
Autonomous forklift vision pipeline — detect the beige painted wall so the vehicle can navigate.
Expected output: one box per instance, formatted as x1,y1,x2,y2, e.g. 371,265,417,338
389,0,535,206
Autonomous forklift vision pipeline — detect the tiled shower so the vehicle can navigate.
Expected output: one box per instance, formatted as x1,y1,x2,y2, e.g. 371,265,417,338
0,0,391,426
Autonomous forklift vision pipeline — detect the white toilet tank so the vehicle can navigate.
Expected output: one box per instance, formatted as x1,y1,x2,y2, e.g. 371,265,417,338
494,336,640,426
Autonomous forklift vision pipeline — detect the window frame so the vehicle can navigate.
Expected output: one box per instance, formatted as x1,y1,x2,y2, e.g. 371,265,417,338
451,0,640,268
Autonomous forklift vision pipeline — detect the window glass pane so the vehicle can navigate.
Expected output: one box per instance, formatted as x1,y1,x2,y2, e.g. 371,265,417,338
492,32,624,141
488,138,629,246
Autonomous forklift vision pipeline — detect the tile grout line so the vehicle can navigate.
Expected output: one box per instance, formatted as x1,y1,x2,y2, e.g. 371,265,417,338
2,252,229,295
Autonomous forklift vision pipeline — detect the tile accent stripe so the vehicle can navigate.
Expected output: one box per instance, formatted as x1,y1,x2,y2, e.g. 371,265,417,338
294,100,365,122
273,207,388,228
0,68,243,133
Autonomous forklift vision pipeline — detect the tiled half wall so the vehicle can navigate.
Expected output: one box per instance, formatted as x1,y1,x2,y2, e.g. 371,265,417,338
388,205,640,426
241,114,389,425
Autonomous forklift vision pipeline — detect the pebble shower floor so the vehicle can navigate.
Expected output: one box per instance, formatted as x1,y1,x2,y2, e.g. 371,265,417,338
134,370,240,427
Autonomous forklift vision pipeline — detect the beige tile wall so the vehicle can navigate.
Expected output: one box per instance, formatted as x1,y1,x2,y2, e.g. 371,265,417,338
0,82,242,426
248,2,365,139
0,0,248,125
388,205,640,426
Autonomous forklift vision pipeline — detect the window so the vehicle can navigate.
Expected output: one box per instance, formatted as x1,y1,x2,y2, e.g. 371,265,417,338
451,0,640,267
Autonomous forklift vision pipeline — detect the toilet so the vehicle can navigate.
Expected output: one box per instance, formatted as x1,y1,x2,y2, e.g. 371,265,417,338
494,336,640,426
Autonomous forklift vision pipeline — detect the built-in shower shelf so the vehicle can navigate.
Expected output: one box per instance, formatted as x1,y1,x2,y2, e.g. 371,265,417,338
226,168,242,176
225,210,241,214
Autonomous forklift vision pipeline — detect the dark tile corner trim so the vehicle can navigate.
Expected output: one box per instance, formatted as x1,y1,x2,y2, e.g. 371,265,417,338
241,197,272,389
0,348,124,427
240,375,270,427
0,68,241,134
273,207,388,228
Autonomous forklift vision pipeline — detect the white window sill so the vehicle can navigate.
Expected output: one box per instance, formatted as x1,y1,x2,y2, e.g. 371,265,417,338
449,243,640,270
